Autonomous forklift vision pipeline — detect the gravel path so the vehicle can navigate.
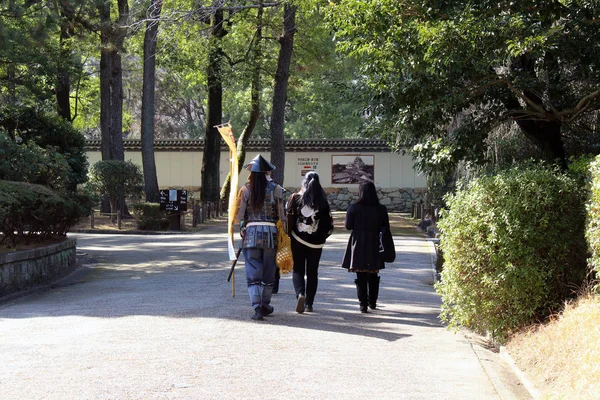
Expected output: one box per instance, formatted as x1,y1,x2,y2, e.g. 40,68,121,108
0,225,530,399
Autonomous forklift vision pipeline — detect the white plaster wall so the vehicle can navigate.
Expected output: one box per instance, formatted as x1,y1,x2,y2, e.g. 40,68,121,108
86,149,426,190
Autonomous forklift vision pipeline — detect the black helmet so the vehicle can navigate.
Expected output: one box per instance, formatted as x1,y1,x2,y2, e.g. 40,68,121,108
243,155,276,172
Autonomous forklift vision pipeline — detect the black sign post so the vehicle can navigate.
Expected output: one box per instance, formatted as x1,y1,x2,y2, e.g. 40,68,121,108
159,189,188,230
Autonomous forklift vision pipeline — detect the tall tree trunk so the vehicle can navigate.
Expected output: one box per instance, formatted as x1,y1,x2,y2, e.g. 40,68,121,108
515,119,567,169
201,6,226,203
99,0,129,213
140,0,162,203
220,2,263,200
269,3,296,185
56,21,73,121
505,54,568,169
110,48,125,160
99,0,128,161
99,1,112,161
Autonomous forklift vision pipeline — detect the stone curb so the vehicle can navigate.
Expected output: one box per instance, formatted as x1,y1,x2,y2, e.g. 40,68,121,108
499,346,540,399
0,239,78,303
0,238,76,264
426,237,439,283
424,238,537,399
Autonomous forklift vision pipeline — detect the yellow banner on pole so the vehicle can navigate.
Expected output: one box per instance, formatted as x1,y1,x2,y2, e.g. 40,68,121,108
216,123,239,261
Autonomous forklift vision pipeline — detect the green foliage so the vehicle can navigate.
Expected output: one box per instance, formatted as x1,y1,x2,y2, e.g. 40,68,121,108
326,1,600,174
0,105,88,190
585,156,600,283
436,164,587,342
0,180,85,245
87,160,144,209
568,154,595,186
0,131,72,192
0,0,61,105
131,202,169,230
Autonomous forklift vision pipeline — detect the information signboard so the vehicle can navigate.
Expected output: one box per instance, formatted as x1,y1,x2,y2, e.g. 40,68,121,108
298,157,318,177
159,189,188,211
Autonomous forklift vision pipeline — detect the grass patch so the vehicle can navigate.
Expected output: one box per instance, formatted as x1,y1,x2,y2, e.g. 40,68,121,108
506,294,600,399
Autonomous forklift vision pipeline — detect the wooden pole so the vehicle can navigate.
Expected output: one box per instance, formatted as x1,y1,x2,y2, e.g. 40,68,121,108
232,268,235,297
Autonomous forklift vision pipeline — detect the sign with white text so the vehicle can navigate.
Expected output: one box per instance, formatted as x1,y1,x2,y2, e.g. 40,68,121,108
159,189,188,211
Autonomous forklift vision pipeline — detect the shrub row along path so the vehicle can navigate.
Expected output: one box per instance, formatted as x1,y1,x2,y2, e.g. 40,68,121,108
0,222,531,399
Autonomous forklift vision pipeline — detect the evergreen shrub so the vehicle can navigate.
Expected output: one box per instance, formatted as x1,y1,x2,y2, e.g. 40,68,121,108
0,106,88,190
0,132,72,191
436,164,587,342
87,160,144,221
132,203,169,231
585,156,600,284
0,180,84,245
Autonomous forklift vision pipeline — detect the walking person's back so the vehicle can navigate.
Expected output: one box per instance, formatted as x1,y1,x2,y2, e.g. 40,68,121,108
286,171,333,313
342,181,391,312
235,154,286,321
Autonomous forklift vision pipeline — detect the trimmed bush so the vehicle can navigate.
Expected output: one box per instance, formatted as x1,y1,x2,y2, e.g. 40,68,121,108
436,164,587,342
0,180,85,245
87,160,144,222
586,156,600,284
132,203,169,231
0,106,88,190
0,132,72,192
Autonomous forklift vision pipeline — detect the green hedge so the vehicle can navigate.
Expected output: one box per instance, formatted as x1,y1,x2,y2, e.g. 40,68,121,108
436,164,587,342
132,203,169,231
0,106,88,191
0,131,72,192
586,156,600,284
0,180,86,245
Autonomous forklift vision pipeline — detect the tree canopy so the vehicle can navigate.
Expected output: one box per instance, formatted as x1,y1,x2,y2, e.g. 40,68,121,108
326,0,600,173
3,0,600,192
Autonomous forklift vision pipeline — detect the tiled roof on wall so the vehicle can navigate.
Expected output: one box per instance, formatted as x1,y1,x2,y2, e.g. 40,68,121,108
85,139,393,152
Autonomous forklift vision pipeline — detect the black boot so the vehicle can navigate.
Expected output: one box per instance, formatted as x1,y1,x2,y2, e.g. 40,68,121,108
368,275,380,310
355,278,369,313
251,307,264,321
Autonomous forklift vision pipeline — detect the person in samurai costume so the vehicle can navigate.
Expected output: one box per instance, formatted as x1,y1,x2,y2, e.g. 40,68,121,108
236,155,286,320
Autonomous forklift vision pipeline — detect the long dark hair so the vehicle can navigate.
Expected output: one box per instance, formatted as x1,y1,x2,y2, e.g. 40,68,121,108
300,171,328,209
357,181,380,206
248,171,268,212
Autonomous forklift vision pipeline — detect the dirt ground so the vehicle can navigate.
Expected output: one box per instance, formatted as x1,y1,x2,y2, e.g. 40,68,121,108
70,210,227,233
73,210,424,236
0,211,424,254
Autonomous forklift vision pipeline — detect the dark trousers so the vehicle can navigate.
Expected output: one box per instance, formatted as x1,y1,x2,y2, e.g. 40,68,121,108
291,236,323,306
355,272,380,308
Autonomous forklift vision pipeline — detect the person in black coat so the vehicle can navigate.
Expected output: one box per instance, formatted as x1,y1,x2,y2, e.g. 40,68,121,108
342,181,391,313
287,171,334,313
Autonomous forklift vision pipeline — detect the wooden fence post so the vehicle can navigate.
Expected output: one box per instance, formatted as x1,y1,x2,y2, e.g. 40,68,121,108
192,199,199,227
90,209,95,228
117,210,122,230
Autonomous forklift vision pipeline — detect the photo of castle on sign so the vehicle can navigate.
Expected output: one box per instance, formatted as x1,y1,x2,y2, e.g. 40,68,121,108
331,155,374,184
